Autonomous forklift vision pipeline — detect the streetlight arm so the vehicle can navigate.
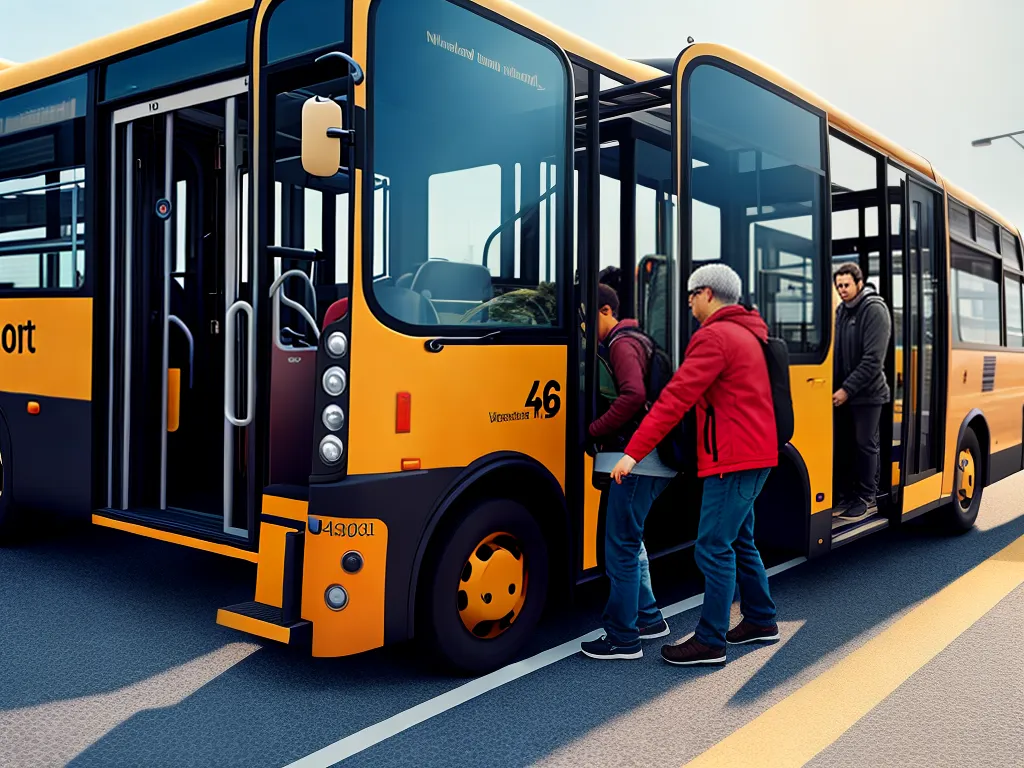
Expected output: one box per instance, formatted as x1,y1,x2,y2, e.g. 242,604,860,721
972,128,1024,146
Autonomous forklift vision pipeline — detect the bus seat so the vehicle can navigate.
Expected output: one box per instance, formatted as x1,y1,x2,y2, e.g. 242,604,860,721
322,297,349,329
375,284,440,325
410,260,493,323
394,272,415,289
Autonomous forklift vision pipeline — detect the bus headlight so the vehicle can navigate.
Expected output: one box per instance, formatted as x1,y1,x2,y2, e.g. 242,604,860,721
322,404,345,431
326,331,348,358
320,435,344,464
322,366,347,396
325,584,348,610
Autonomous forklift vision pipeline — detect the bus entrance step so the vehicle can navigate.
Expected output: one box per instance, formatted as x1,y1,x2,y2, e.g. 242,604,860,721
216,601,312,647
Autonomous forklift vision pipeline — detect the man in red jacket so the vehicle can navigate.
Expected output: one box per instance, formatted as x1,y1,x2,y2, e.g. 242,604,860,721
581,284,672,661
611,263,780,666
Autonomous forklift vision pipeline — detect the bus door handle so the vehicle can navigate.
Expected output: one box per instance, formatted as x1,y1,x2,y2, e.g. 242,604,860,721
224,300,254,427
806,377,827,387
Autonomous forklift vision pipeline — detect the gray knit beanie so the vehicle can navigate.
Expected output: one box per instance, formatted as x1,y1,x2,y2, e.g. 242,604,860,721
688,263,743,305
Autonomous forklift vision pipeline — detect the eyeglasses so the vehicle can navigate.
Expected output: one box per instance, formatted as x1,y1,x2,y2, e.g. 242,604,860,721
688,286,707,298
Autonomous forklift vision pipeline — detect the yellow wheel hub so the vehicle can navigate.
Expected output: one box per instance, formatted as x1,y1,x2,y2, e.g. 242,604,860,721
957,449,975,506
457,532,527,639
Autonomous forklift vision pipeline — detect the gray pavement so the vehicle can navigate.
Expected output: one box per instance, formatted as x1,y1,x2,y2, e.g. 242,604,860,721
809,582,1024,768
0,473,1021,767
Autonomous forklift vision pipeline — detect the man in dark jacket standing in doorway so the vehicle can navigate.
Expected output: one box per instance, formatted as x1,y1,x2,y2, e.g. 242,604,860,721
832,263,892,522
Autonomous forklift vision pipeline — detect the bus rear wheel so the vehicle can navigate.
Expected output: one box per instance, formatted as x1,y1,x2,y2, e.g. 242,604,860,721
0,446,17,543
421,498,549,675
942,428,983,533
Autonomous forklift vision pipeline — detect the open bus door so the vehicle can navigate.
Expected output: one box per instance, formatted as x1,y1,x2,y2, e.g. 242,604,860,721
101,78,255,545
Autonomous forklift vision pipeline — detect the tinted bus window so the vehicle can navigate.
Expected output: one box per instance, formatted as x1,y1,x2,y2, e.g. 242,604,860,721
267,0,348,64
0,76,88,291
104,21,247,100
951,242,1000,345
688,63,826,357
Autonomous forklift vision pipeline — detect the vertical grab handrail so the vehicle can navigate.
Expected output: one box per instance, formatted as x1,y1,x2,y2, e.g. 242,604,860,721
224,300,254,427
168,315,194,388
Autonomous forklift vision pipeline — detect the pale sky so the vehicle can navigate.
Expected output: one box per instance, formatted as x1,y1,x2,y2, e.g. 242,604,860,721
3,0,1022,227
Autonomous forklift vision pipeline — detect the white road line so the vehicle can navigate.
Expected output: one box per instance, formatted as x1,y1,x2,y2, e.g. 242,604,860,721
284,556,807,767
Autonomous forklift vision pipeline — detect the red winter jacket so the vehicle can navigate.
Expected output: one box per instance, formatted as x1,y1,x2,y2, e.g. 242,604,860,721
624,304,778,478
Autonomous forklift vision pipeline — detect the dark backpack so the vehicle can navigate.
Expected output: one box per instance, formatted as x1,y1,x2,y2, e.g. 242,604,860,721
756,334,795,450
607,327,695,472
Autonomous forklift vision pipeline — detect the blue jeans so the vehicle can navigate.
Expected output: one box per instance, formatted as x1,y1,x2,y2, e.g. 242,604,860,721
693,468,776,649
602,474,670,645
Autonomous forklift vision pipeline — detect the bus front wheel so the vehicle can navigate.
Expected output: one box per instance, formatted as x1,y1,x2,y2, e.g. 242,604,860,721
420,498,549,675
942,428,983,533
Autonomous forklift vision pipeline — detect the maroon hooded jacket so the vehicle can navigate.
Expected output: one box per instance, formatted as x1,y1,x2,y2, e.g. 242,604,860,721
624,304,778,478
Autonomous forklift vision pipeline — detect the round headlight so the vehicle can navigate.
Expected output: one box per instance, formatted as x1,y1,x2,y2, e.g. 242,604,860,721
325,584,348,610
320,435,344,464
322,404,345,432
327,331,348,358
322,366,347,396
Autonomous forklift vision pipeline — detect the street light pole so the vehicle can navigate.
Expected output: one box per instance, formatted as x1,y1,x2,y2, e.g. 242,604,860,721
971,129,1024,151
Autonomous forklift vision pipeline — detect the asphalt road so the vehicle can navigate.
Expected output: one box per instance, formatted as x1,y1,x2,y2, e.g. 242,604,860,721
1,473,1022,768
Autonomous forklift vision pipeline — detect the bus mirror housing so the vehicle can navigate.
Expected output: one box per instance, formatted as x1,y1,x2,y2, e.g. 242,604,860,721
302,96,344,178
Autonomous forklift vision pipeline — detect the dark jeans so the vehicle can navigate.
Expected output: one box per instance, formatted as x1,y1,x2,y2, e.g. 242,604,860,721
693,468,776,649
602,473,670,646
835,403,882,503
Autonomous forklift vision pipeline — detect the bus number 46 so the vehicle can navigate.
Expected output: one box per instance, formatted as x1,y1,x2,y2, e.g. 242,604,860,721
525,380,561,419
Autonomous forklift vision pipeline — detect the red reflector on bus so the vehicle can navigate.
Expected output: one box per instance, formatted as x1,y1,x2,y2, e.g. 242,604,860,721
396,392,411,433
401,459,421,471
27,401,40,415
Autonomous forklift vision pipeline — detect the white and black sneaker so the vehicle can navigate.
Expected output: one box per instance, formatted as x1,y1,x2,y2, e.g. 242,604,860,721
581,636,643,660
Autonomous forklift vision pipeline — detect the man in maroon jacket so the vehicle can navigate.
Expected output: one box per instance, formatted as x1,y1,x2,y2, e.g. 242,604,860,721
580,284,672,661
610,263,780,666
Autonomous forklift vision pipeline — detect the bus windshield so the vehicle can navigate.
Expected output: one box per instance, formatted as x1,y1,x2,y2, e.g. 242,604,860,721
368,0,570,329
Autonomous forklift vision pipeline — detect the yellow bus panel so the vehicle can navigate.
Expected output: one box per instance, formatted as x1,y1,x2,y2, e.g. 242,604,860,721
0,298,92,401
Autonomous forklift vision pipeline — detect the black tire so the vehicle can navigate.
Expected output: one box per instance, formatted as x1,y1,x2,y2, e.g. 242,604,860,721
0,442,18,544
941,428,983,533
420,498,549,675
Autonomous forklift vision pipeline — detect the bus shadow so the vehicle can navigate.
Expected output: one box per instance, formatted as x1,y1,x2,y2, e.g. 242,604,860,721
0,513,257,713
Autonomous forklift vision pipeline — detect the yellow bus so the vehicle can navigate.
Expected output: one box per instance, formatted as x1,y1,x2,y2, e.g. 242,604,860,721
1,0,1020,674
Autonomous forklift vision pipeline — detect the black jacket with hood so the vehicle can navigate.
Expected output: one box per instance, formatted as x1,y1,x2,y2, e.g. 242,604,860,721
834,283,892,406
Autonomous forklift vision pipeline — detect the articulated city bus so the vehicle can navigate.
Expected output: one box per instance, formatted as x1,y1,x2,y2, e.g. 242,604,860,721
1,0,1021,673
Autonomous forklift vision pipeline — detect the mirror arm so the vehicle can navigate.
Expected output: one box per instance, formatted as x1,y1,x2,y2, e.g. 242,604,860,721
315,51,365,86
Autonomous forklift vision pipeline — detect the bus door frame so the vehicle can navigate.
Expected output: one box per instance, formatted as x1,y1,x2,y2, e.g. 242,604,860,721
888,165,948,512
108,76,253,538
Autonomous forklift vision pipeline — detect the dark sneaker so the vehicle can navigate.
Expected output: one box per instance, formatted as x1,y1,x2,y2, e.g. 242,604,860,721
581,636,642,660
726,619,780,645
832,496,852,517
638,618,670,640
838,498,870,522
660,636,726,666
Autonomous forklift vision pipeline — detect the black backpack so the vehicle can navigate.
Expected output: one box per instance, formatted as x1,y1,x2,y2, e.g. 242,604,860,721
761,335,794,449
607,327,695,472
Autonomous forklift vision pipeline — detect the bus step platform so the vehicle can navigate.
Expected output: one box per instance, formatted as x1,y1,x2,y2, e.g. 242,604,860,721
216,601,312,648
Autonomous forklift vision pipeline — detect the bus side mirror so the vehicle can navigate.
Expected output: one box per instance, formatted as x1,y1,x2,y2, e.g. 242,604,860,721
302,96,344,177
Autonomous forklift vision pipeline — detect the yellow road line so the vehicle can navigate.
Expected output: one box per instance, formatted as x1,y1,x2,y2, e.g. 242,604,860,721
684,534,1024,768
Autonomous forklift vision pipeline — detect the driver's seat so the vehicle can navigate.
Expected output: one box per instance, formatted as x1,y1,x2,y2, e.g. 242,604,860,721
409,260,493,324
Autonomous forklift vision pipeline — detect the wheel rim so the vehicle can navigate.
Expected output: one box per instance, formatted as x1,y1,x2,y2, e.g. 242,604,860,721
457,532,528,639
957,449,975,509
